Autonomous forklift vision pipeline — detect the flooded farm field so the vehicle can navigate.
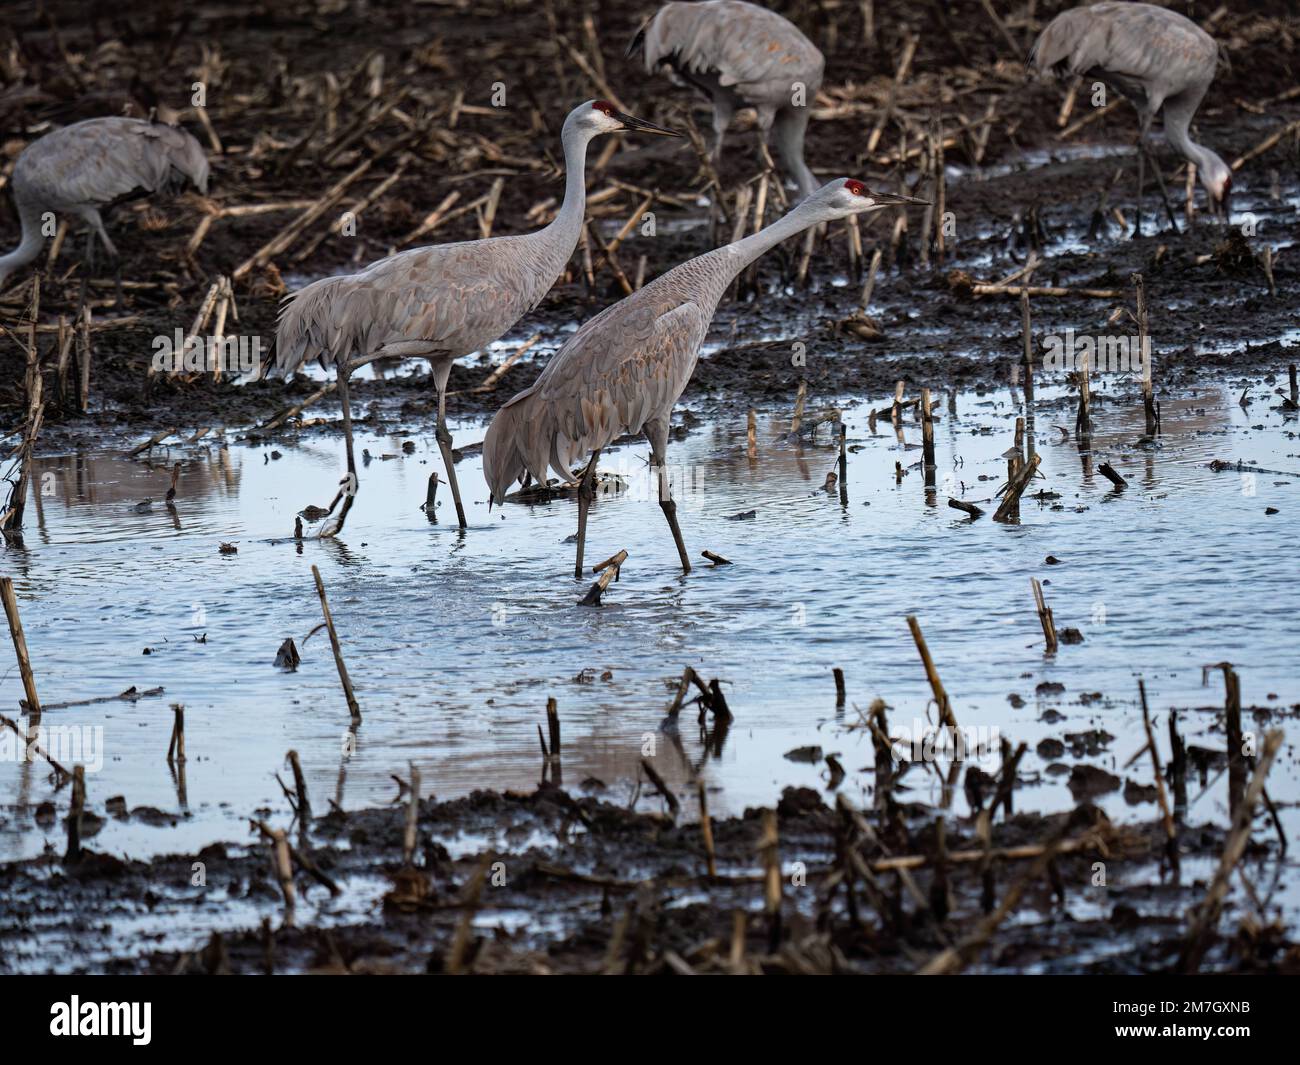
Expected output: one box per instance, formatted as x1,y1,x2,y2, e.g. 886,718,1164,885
2,0,1300,988
2,367,1298,973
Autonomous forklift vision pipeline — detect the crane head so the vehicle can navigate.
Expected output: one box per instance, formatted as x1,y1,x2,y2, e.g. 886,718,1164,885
571,100,682,139
1199,153,1232,219
808,178,929,219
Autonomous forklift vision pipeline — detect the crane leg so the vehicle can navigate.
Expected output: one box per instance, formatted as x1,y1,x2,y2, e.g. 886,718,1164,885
573,448,602,579
1142,145,1181,233
435,384,468,529
1134,140,1144,238
322,361,360,535
710,97,733,162
655,464,691,575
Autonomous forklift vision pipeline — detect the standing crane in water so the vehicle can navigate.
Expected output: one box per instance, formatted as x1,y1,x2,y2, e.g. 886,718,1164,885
629,0,824,202
483,178,925,578
0,116,209,291
1029,1,1231,236
274,101,679,533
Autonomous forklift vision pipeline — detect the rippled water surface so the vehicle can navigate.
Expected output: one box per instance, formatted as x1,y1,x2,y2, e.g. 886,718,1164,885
2,371,1298,906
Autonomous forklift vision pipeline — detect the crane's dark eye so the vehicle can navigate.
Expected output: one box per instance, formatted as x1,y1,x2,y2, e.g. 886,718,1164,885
844,179,868,197
593,100,616,116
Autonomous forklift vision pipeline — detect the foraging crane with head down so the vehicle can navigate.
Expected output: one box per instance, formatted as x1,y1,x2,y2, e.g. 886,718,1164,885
0,116,209,291
629,0,824,202
1029,1,1231,235
483,178,926,578
273,100,679,533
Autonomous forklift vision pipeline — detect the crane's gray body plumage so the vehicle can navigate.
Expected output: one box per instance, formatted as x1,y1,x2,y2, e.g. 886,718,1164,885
1029,2,1230,205
274,104,617,384
483,179,893,504
484,178,918,574
630,0,823,199
0,116,209,286
272,101,680,531
274,227,575,379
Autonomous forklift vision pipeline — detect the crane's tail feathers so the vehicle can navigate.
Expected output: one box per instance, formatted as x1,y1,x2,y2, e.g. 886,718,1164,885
273,276,356,379
626,20,648,61
482,387,551,505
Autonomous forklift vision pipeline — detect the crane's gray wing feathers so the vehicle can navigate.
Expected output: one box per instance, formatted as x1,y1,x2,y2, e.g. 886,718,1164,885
1030,3,1217,103
274,234,552,374
14,117,208,210
638,1,823,106
482,301,709,499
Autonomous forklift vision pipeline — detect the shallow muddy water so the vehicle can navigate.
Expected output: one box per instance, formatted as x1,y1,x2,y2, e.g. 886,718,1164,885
3,364,1298,909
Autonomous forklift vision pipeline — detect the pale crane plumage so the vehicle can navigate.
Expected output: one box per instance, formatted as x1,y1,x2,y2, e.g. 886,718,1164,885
1029,2,1231,231
629,0,824,201
0,116,209,289
273,100,680,531
484,178,926,577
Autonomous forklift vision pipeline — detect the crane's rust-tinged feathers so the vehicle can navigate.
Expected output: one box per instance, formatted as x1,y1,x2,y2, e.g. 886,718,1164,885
635,0,823,109
484,290,710,502
1028,2,1218,109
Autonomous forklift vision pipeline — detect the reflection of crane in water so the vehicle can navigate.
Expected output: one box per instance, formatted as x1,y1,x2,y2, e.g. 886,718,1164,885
1029,2,1231,235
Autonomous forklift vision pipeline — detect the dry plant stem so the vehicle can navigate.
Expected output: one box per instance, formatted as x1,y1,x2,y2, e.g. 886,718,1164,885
0,578,41,712
1031,578,1058,654
546,696,561,760
906,615,957,728
970,283,1123,299
166,704,186,764
994,453,1041,522
1138,679,1179,872
258,381,337,432
1132,273,1157,436
287,749,310,826
0,714,69,780
917,825,1070,974
1098,461,1127,488
311,565,360,721
640,758,679,818
759,808,782,951
403,762,420,867
65,764,85,862
1180,730,1283,972
698,781,717,878
579,548,627,605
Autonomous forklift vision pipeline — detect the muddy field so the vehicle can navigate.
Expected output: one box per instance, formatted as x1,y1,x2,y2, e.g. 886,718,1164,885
1,1,1299,976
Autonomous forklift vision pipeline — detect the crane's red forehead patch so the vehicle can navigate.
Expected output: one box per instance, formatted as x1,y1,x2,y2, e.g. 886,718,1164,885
844,179,868,196
593,100,617,115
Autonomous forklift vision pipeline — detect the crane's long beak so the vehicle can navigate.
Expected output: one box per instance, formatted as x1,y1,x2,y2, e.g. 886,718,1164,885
616,111,682,138
871,191,931,207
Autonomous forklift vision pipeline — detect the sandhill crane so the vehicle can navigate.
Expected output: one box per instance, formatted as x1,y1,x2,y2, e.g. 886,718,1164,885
0,116,209,290
483,178,925,577
274,100,679,532
629,0,824,201
1029,1,1231,235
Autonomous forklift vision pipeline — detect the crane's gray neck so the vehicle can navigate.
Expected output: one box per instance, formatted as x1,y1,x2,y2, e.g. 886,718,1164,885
718,199,828,283
0,200,46,287
539,123,593,258
1163,112,1214,175
773,113,819,203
